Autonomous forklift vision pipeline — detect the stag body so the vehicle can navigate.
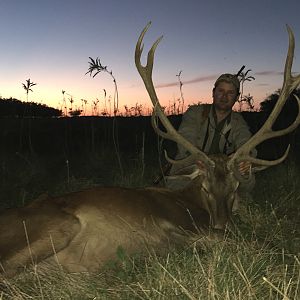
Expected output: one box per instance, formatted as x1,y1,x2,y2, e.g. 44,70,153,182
0,160,235,277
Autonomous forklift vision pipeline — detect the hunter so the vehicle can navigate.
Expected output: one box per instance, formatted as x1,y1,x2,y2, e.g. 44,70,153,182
165,72,256,203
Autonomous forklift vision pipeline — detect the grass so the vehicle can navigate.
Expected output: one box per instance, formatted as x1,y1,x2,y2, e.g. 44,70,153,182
0,154,299,299
1,220,299,299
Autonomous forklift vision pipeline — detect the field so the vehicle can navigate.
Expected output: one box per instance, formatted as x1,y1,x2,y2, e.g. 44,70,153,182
0,115,299,299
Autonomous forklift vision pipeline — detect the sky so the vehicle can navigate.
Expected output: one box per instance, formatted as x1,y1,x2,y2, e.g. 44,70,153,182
0,0,299,115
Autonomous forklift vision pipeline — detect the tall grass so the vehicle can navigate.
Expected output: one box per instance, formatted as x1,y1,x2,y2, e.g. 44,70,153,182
1,153,299,299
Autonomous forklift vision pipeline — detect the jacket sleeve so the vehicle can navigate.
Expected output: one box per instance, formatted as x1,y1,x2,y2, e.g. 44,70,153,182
175,105,202,159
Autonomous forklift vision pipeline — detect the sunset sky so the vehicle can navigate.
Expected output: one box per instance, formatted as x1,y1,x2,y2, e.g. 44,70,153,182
0,0,299,115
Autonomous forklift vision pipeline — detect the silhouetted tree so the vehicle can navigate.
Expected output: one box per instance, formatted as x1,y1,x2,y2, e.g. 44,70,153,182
0,98,62,117
176,70,185,114
62,90,68,116
259,88,300,129
22,78,37,102
86,57,119,116
69,109,82,117
258,88,300,156
237,68,255,111
86,57,123,177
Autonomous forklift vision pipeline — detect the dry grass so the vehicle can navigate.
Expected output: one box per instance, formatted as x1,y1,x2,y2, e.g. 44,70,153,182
1,201,299,299
1,158,299,299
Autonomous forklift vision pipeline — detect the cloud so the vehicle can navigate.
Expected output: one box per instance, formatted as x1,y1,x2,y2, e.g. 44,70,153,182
255,70,299,76
155,75,217,89
154,70,299,89
254,71,282,76
257,83,270,86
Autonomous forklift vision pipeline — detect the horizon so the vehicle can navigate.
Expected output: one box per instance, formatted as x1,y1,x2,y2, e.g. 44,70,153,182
0,1,299,115
0,89,288,117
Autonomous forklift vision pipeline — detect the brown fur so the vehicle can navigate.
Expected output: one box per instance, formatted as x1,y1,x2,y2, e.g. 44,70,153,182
0,155,238,278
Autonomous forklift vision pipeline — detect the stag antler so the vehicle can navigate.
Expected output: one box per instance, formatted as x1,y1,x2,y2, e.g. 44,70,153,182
135,22,214,168
228,25,300,173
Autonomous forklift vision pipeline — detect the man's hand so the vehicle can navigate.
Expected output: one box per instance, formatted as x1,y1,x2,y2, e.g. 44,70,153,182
238,161,251,175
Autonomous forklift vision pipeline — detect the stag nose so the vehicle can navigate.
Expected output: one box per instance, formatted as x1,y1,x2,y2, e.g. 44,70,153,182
212,215,233,231
210,203,230,231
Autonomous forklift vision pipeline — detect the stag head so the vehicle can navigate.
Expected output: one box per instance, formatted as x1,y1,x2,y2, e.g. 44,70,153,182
135,22,300,229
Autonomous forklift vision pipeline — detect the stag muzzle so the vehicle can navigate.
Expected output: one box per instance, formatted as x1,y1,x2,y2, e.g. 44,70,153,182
209,198,233,231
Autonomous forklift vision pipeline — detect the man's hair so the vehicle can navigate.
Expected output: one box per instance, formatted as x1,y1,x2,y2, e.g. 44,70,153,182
214,73,240,93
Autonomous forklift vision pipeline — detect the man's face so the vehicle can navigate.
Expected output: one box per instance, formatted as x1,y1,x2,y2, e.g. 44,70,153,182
212,81,239,112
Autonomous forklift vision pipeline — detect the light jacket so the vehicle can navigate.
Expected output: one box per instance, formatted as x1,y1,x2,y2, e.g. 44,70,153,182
174,104,256,160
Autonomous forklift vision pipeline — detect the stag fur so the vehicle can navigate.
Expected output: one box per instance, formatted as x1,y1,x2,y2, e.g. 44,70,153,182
0,179,225,278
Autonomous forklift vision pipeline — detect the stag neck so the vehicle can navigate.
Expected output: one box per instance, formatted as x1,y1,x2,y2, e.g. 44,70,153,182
172,181,206,209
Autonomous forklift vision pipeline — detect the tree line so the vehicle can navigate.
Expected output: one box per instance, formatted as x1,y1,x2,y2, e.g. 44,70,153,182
0,97,62,117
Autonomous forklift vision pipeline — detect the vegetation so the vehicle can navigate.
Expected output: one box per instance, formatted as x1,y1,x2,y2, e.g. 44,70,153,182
86,57,119,116
237,67,256,112
86,56,123,178
22,79,37,103
0,88,299,298
0,152,299,299
0,97,62,118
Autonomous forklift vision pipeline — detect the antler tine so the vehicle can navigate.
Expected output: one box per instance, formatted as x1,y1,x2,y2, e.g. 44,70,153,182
285,26,300,90
135,22,214,167
229,25,300,168
151,112,204,165
135,22,163,81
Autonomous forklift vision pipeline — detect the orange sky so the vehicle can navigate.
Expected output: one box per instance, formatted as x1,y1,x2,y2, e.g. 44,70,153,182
0,71,281,116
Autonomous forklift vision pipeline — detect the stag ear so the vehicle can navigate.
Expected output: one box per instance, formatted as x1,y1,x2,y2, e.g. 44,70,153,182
167,162,205,181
